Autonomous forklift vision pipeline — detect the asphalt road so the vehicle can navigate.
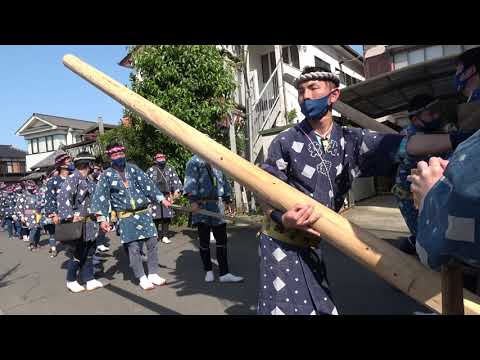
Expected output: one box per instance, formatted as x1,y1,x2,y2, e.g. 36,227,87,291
0,196,431,315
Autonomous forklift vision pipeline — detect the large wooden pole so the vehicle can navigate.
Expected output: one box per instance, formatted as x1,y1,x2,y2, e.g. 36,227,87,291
333,100,398,134
441,262,465,315
62,54,480,315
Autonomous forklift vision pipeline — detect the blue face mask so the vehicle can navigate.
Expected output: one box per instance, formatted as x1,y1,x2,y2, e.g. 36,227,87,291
455,66,477,92
67,164,76,172
300,93,331,121
156,160,166,168
111,157,126,170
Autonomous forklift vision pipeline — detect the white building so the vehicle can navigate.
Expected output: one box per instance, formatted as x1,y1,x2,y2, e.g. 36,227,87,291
228,45,364,165
231,45,371,203
120,45,371,205
15,113,114,171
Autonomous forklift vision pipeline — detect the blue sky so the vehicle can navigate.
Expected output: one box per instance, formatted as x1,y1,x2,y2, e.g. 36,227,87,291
2,45,363,151
2,45,131,150
350,45,363,55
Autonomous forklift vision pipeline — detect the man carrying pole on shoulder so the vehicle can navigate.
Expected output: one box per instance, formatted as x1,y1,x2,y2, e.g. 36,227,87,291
258,67,404,315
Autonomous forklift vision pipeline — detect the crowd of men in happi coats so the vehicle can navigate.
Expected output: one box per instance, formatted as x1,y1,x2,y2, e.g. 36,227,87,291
2,47,480,314
0,144,244,294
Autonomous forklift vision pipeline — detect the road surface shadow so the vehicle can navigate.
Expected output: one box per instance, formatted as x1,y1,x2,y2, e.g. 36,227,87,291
179,224,433,314
0,263,21,288
96,244,173,284
104,283,181,315
95,247,137,284
171,226,259,315
324,225,432,315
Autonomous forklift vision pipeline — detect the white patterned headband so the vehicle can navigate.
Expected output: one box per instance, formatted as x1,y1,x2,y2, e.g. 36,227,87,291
295,71,340,89
105,145,125,156
74,154,96,162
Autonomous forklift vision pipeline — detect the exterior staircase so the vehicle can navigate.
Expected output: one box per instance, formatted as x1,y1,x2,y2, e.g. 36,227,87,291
248,60,285,164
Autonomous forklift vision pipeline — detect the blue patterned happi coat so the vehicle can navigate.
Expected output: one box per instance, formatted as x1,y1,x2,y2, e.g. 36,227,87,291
258,119,403,315
3,192,17,218
15,191,39,230
0,191,7,218
16,190,40,230
146,163,183,220
91,163,165,244
45,175,67,217
183,155,231,226
36,185,51,226
416,130,480,270
394,124,451,237
57,170,99,242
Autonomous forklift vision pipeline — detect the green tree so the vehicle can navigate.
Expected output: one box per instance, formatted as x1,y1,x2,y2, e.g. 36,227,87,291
100,45,238,180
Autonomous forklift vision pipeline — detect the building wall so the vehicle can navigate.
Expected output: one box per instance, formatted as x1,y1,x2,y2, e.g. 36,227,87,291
248,45,277,96
301,46,364,80
26,152,52,171
281,46,365,120
364,53,393,79
364,45,480,78
391,45,480,70
23,128,85,171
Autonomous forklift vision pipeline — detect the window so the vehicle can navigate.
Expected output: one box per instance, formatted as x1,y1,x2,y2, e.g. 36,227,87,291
54,134,67,150
393,52,408,69
27,136,56,154
261,54,270,83
269,52,276,78
444,45,462,56
38,137,46,153
261,51,277,83
234,45,242,56
31,138,39,154
46,136,54,152
75,135,82,143
290,46,300,69
393,46,480,71
5,161,25,174
336,68,346,85
282,47,289,64
408,49,425,64
336,68,360,86
282,46,300,69
426,46,442,60
314,57,331,72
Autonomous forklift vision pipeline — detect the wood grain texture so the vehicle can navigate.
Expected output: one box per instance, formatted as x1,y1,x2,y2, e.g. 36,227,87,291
441,263,465,315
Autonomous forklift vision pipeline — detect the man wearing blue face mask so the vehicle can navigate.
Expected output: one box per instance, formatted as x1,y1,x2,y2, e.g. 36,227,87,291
146,153,183,244
45,152,75,258
393,94,453,255
407,47,480,157
258,67,404,315
92,143,172,290
405,47,480,273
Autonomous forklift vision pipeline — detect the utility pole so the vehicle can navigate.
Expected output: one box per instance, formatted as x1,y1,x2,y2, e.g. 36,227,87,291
97,116,105,135
228,112,244,212
274,45,288,126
